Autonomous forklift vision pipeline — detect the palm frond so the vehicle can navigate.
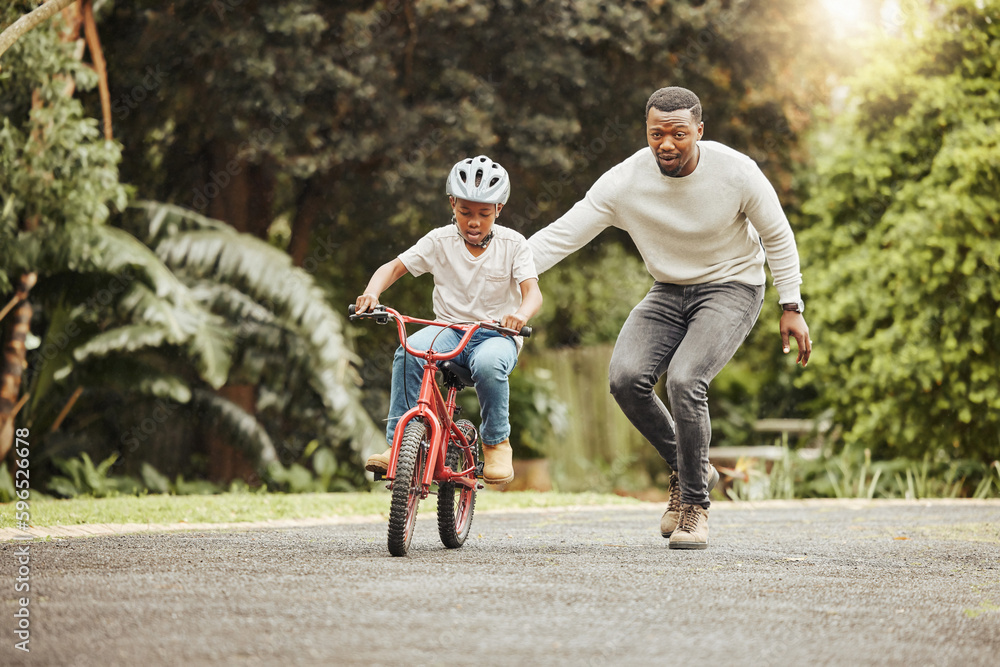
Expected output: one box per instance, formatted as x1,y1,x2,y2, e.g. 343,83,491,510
191,388,278,468
126,200,231,245
17,224,185,300
129,201,383,458
70,358,192,404
71,325,170,362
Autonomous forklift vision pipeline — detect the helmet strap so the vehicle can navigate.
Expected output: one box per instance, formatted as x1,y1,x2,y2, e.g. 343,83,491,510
453,215,494,248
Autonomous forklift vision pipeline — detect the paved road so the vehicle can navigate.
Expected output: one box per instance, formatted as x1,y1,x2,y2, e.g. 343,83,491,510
2,499,998,666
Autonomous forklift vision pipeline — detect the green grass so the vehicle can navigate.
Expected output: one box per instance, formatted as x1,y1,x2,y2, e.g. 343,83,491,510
0,490,641,530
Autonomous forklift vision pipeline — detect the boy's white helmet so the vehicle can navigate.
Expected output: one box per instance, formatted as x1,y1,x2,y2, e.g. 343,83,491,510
446,155,510,205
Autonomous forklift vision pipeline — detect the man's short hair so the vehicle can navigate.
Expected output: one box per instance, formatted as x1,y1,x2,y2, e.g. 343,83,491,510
645,87,702,124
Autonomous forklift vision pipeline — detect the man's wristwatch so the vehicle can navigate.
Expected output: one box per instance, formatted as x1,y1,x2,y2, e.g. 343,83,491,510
782,300,805,314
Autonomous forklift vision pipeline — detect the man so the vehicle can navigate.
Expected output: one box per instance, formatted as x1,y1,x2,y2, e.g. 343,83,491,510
528,87,811,550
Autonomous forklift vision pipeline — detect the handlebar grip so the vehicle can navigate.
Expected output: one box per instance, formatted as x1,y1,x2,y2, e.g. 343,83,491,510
349,303,390,323
519,326,532,338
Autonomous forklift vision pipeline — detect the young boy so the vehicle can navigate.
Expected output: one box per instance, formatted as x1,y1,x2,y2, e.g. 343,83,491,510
355,155,543,485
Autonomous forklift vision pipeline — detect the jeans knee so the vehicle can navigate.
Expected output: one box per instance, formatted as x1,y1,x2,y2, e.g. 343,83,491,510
609,363,648,402
666,373,708,408
471,366,508,387
471,353,513,382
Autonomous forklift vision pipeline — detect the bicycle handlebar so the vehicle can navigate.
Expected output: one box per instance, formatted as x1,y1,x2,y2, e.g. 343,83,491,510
348,304,532,339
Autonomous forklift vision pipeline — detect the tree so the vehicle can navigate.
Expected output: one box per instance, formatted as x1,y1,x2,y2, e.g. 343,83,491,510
1,3,381,485
0,0,128,459
93,0,841,434
796,0,1000,460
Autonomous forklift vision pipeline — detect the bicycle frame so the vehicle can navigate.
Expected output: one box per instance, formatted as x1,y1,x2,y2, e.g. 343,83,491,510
349,303,530,555
379,309,492,495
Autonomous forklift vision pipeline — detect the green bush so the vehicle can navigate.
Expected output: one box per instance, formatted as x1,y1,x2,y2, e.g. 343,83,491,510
457,364,568,459
795,0,1000,461
47,454,144,499
726,444,1000,501
264,440,361,493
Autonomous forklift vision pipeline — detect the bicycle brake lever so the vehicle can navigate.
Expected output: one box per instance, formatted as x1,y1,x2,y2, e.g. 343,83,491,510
491,321,532,338
348,304,390,323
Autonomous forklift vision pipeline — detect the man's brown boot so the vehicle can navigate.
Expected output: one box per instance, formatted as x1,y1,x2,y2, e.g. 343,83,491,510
661,465,719,538
364,447,392,474
482,439,514,485
668,503,710,550
660,473,683,538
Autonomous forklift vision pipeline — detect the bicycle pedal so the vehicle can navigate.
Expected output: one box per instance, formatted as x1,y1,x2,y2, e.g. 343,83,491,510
475,461,485,479
373,471,384,481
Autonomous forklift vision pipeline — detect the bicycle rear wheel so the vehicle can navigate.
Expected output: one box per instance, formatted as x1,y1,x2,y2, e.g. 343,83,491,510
437,419,477,549
387,420,428,557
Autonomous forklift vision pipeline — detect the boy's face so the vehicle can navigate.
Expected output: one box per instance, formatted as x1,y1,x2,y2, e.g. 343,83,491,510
451,197,502,245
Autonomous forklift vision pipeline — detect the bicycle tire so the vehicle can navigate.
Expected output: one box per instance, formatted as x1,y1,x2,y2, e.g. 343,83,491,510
437,419,477,549
387,421,428,557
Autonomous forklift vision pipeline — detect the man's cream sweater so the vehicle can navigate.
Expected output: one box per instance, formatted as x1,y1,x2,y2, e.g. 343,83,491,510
528,141,803,304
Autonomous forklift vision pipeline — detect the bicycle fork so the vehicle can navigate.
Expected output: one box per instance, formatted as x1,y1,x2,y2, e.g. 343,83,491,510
382,361,479,492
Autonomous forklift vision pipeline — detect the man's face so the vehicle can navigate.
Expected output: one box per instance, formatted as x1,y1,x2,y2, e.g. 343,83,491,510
646,107,704,177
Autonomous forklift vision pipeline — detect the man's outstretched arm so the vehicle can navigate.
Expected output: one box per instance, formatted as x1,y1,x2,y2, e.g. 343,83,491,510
527,175,618,273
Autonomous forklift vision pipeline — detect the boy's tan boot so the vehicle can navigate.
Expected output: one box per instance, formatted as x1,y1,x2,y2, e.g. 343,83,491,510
364,447,392,474
482,439,514,485
661,465,719,537
668,503,710,550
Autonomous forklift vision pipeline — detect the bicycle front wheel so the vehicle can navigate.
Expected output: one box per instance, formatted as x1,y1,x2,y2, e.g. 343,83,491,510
387,420,428,557
437,419,477,549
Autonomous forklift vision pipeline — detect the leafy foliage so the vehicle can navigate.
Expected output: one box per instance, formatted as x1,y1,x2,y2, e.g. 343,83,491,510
1,6,380,491
726,444,1000,501
0,1,129,294
456,363,569,460
796,0,1000,460
47,453,144,498
531,243,652,347
124,202,384,473
95,0,841,435
43,453,226,498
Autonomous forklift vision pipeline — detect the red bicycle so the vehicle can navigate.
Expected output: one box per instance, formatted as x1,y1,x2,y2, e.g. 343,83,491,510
348,305,531,557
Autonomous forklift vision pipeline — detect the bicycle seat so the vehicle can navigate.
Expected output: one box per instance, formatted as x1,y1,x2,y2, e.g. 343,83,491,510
440,361,474,389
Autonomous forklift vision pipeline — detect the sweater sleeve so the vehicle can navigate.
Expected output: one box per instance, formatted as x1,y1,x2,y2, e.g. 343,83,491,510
527,168,619,274
742,162,802,303
512,234,539,285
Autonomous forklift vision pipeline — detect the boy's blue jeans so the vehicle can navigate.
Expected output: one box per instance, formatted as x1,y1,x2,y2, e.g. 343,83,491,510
386,326,518,446
609,282,765,508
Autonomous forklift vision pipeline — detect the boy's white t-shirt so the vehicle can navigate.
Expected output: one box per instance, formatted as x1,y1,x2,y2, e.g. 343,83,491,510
398,224,538,326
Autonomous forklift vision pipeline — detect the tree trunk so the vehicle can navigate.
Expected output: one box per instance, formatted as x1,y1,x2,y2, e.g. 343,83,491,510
81,0,112,140
288,177,324,267
206,385,258,486
0,274,37,460
205,141,273,239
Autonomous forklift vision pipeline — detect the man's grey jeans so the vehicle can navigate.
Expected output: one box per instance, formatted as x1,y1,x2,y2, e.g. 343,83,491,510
609,281,765,507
